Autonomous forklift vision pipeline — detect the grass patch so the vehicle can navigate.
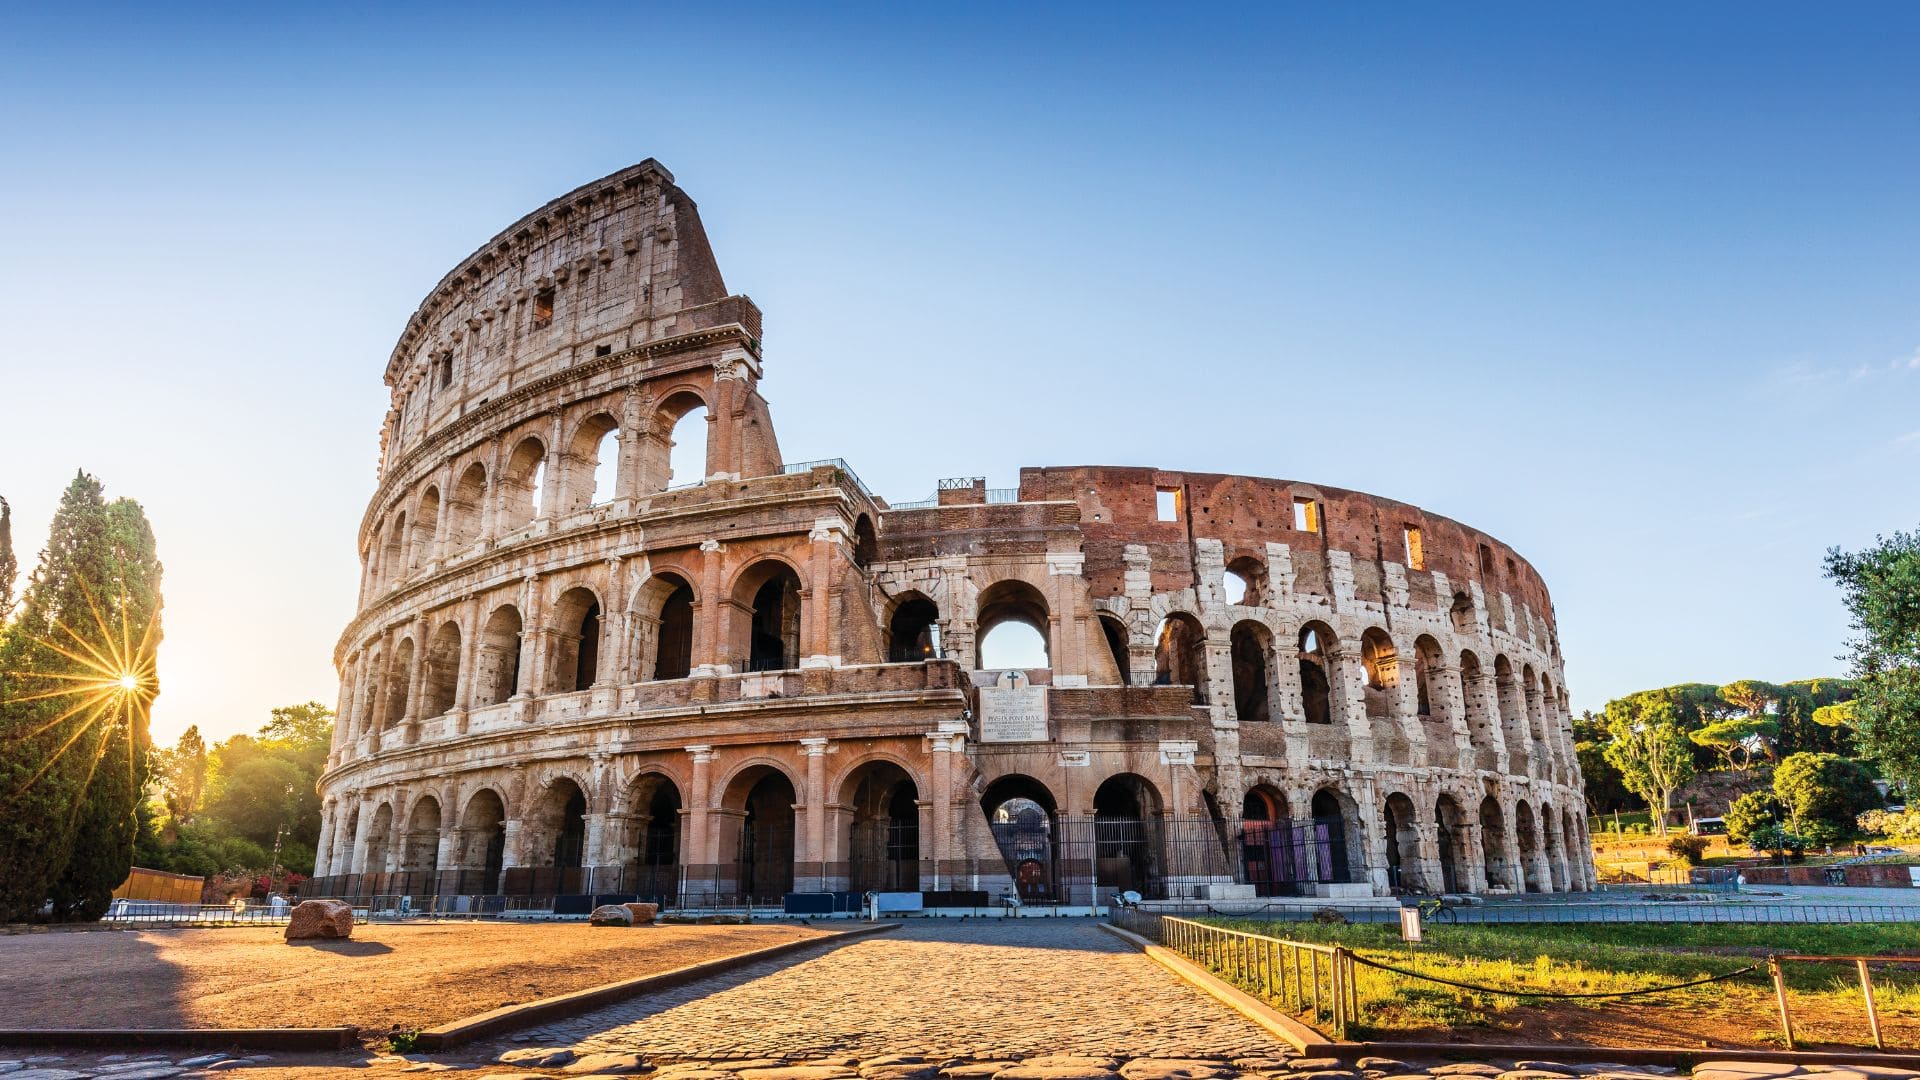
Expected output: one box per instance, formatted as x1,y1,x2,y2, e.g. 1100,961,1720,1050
1198,918,1920,1041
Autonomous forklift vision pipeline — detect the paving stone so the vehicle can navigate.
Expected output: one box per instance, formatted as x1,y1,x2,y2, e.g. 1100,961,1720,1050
498,1048,578,1068
1501,1072,1580,1080
1353,1065,1412,1076
864,1067,939,1080
1288,1072,1360,1080
864,1060,928,1069
202,1063,251,1073
9,1072,87,1080
942,1063,1019,1079
92,1068,183,1080
1286,1064,1344,1074
1430,1068,1504,1078
1119,1062,1236,1080
1806,1071,1920,1079
564,1053,653,1075
737,1068,860,1080
992,1068,1122,1080
1513,1066,1577,1076
175,1057,226,1070
0,1066,22,1076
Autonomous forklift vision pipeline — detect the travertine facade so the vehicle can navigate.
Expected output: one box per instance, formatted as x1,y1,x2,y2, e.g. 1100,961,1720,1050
312,160,1594,905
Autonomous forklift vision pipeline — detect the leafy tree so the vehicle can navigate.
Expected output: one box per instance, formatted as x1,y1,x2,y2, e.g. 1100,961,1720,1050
1748,823,1809,858
1772,751,1882,846
0,473,162,921
1574,707,1634,812
1603,698,1697,835
1825,530,1920,786
258,700,334,751
1719,679,1783,718
0,495,16,624
1725,790,1783,846
1689,716,1779,770
153,725,208,828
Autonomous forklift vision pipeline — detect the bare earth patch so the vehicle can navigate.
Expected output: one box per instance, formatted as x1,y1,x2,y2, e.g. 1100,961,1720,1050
0,920,832,1036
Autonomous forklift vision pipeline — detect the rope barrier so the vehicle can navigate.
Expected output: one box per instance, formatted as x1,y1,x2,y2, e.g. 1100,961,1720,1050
1345,951,1763,1000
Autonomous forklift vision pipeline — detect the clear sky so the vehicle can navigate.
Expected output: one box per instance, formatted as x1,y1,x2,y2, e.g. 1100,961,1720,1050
2,4,1916,747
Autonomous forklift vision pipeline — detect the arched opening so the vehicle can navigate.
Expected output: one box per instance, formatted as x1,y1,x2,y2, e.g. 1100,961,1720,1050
1092,773,1162,898
382,513,408,585
1514,800,1542,893
1154,612,1206,703
1361,628,1398,718
549,587,602,692
1494,656,1528,773
412,488,440,569
382,639,414,730
843,761,920,893
1479,795,1512,891
1230,620,1272,723
725,768,796,902
1298,624,1336,725
1461,651,1497,769
1413,635,1444,720
1098,613,1132,685
627,774,682,901
518,778,589,896
363,803,394,874
477,605,523,705
460,789,508,894
982,775,1059,903
647,575,695,681
448,463,487,548
1309,788,1356,884
1225,555,1268,607
851,515,876,569
569,412,620,510
666,400,710,489
1435,794,1466,894
976,579,1051,670
736,561,802,672
1541,802,1567,891
887,594,941,663
502,437,546,527
1561,810,1582,892
1450,591,1476,635
1240,786,1296,896
403,797,442,876
421,620,462,718
1382,792,1422,893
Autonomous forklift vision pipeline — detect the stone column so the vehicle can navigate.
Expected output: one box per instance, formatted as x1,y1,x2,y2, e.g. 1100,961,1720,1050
802,522,840,667
313,802,337,878
349,794,376,876
693,540,727,675
1335,652,1375,760
1456,813,1488,894
684,745,715,891
1414,821,1445,895
800,738,829,890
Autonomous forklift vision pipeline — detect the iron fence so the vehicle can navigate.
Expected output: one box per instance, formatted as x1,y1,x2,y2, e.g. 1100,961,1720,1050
1141,899,1920,925
1111,908,1354,1038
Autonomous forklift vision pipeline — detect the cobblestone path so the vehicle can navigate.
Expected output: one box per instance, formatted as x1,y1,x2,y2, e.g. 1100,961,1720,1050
515,919,1288,1060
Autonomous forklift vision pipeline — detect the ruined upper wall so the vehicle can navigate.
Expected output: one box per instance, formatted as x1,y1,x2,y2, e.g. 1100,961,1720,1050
1017,465,1559,649
377,160,759,471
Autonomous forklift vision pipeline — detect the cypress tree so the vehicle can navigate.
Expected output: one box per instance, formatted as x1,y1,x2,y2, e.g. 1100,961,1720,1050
0,473,163,921
0,495,16,623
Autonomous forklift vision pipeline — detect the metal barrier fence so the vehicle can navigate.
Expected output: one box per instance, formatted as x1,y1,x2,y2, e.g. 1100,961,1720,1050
1142,899,1920,925
1112,908,1355,1038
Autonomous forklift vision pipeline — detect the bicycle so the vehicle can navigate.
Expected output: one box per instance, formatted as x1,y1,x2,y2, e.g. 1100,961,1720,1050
1416,895,1458,923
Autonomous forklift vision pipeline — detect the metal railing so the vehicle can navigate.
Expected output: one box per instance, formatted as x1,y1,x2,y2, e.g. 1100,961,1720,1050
984,488,1020,503
886,497,938,510
1770,953,1920,1050
1112,909,1355,1038
780,458,872,499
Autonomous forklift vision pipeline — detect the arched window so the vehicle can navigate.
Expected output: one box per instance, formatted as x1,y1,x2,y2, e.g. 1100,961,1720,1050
852,515,876,569
1225,555,1268,607
382,513,407,584
413,488,440,568
1450,591,1476,635
668,404,708,488
844,761,920,893
652,576,695,681
421,620,462,717
1361,629,1398,718
459,790,508,893
549,588,602,692
502,438,546,528
1154,613,1206,703
1230,620,1272,723
981,775,1059,903
568,412,620,510
448,463,487,548
382,639,414,729
1098,613,1131,685
976,580,1050,670
887,595,941,662
478,605,523,705
1298,624,1335,725
1093,774,1162,897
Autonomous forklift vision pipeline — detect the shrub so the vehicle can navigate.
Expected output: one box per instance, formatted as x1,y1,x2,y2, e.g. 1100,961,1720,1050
1667,835,1709,864
1859,807,1920,840
1726,791,1784,846
1749,823,1810,857
1774,752,1882,843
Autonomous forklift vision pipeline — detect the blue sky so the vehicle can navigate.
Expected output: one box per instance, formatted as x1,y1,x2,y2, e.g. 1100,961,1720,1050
2,5,1916,743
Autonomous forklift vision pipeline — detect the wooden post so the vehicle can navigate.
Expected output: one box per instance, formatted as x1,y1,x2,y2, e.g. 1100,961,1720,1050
1858,959,1884,1050
1770,956,1795,1050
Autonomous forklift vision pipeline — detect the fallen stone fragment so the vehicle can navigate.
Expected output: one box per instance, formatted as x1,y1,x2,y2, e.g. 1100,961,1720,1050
564,1053,653,1075
590,905,636,927
284,898,354,941
1120,1061,1236,1080
499,1047,578,1068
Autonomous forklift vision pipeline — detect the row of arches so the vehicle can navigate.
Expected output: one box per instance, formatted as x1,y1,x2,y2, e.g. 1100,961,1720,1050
364,394,711,596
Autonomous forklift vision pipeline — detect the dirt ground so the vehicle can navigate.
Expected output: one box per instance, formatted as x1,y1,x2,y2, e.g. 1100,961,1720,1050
1389,999,1917,1051
0,920,832,1037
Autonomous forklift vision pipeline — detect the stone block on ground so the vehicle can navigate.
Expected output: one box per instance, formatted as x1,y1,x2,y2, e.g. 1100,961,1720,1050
1120,1062,1237,1080
591,904,637,926
564,1051,652,1074
284,898,354,941
622,902,661,924
500,1047,578,1067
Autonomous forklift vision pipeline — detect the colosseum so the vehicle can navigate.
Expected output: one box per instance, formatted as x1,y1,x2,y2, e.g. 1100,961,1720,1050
309,159,1596,911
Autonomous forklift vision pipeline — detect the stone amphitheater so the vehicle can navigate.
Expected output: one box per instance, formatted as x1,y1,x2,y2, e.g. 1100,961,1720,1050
309,159,1595,908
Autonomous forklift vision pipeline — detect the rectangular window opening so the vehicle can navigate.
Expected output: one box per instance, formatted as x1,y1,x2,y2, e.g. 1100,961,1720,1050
1478,543,1494,575
1292,497,1319,533
532,288,556,330
595,343,612,357
1506,556,1518,582
435,353,453,390
1404,525,1424,570
1155,488,1181,521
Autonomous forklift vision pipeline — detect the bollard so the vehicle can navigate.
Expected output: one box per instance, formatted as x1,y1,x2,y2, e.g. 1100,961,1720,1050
1858,959,1884,1050
1770,956,1795,1050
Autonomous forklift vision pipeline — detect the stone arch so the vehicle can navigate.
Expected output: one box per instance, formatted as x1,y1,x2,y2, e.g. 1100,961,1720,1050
886,591,942,663
1478,794,1514,891
1360,627,1399,718
1461,650,1497,769
1560,807,1583,891
1541,801,1568,891
458,787,508,892
841,759,921,893
1413,634,1445,720
382,638,415,730
403,795,442,875
549,585,603,692
1434,793,1467,893
1309,786,1364,884
1514,799,1543,892
476,605,523,705
634,572,696,681
1382,791,1423,893
1155,611,1206,704
382,512,408,585
412,486,441,568
1093,773,1165,898
731,556,804,672
527,776,590,874
1450,591,1476,635
1240,785,1296,895
1097,611,1131,685
421,619,462,718
1224,553,1269,607
1297,621,1339,725
719,763,797,902
501,436,547,527
1494,655,1530,773
363,801,395,874
1230,619,1274,723
981,774,1059,903
642,388,709,493
447,462,488,547
851,514,877,570
567,410,622,511
624,770,683,899
977,578,1051,670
